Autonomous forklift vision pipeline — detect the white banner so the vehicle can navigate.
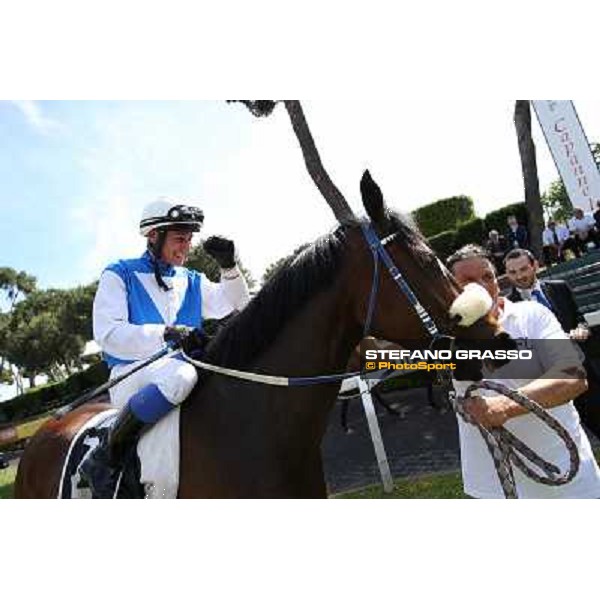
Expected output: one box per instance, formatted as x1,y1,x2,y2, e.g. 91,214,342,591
532,100,600,212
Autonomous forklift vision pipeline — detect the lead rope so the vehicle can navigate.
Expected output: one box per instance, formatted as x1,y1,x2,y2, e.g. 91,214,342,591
453,380,580,498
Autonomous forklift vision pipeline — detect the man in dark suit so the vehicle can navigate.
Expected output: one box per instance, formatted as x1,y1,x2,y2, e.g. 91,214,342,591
504,248,600,439
506,214,529,250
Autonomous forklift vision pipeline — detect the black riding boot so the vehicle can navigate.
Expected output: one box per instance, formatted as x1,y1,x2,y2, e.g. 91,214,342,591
79,404,146,499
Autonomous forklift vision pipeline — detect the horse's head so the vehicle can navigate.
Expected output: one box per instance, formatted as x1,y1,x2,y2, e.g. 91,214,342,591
340,170,504,355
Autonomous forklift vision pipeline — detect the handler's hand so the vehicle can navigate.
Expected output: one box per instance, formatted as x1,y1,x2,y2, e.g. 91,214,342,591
463,394,514,429
569,325,590,341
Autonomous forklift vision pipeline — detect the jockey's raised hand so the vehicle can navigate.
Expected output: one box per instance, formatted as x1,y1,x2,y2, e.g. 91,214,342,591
203,236,236,269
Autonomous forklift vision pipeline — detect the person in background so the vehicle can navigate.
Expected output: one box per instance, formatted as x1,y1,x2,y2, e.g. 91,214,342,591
484,229,507,274
593,200,600,231
568,208,599,255
542,219,576,264
505,214,529,250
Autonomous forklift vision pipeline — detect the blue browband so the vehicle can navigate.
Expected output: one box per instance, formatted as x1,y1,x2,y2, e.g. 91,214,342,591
360,223,440,339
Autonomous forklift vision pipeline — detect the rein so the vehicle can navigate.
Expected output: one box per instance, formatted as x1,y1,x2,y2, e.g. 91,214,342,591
181,352,361,387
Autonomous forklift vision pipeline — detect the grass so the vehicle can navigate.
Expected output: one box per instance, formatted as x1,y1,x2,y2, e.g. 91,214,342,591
1,450,597,500
334,470,466,499
336,448,600,499
0,465,17,499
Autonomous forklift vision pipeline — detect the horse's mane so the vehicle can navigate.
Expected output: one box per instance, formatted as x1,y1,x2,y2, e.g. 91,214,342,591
201,212,432,371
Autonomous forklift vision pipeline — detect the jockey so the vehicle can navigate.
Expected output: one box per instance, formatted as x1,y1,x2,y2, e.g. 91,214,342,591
79,198,250,498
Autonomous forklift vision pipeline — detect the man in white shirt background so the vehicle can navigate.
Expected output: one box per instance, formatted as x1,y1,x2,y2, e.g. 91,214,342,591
542,219,578,263
568,208,599,255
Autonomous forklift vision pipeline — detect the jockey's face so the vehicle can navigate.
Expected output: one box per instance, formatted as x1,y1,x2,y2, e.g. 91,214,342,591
150,229,194,266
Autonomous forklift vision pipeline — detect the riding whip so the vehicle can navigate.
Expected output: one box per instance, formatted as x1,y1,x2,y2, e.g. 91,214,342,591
53,346,179,419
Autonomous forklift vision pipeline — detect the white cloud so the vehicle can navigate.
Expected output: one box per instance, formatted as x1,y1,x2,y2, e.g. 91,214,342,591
12,100,62,135
71,192,143,281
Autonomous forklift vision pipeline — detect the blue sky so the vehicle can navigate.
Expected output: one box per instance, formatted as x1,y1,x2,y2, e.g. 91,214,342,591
2,99,600,294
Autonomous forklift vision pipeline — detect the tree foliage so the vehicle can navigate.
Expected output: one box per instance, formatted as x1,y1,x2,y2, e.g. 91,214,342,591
0,268,36,309
1,283,97,386
0,267,37,389
541,180,572,223
262,243,311,284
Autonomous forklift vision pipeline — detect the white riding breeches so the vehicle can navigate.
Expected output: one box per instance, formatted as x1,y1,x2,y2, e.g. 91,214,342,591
109,355,198,499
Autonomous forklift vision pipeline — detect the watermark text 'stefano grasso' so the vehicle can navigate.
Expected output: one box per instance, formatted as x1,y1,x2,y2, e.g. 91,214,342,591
359,339,583,382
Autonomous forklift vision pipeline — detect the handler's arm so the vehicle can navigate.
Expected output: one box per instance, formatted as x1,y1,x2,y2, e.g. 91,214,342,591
503,366,588,420
465,366,587,428
466,304,587,428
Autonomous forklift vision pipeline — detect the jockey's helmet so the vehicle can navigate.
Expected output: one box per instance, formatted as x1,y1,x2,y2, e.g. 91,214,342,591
139,198,204,237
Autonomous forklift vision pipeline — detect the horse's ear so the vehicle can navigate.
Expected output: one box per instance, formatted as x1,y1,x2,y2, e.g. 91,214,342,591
360,170,388,228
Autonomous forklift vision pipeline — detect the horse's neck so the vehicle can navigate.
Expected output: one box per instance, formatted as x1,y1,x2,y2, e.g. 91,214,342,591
255,287,360,378
179,283,361,497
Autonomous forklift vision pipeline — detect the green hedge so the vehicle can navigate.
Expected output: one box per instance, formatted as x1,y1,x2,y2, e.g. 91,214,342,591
0,361,109,423
426,203,528,260
427,230,458,260
483,202,528,233
412,196,475,238
454,217,487,249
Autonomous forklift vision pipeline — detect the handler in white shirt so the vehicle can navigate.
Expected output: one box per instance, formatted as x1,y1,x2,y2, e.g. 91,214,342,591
446,244,600,498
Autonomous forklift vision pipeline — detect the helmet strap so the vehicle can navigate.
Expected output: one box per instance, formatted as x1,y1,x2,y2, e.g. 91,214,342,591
148,229,171,292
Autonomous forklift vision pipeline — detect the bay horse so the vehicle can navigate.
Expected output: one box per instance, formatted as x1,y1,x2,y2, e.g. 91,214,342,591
15,172,501,498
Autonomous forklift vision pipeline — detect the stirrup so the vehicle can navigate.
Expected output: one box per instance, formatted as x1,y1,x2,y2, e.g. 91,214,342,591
79,443,121,499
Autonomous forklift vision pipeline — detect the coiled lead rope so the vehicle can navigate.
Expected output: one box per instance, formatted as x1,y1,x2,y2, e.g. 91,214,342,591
453,380,580,498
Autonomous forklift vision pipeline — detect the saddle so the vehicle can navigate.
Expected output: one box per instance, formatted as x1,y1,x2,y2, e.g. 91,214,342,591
59,410,145,499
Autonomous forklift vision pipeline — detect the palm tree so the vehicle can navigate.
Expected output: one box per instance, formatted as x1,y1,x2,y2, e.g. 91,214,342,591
514,100,545,262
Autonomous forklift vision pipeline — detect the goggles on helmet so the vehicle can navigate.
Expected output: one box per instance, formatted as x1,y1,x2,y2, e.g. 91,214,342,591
140,204,204,233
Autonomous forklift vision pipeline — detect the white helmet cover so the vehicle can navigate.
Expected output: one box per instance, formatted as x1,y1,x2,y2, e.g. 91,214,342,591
139,198,204,236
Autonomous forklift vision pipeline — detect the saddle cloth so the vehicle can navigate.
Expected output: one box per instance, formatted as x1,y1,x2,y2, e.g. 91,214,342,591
58,409,144,499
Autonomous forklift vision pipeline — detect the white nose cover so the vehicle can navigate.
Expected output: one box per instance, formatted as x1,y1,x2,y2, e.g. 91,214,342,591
449,283,493,327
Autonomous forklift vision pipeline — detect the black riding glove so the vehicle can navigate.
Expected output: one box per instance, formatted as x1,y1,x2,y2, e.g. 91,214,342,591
163,326,209,355
203,236,236,269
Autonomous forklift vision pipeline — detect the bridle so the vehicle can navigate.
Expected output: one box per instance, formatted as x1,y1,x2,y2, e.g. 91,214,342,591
360,222,441,340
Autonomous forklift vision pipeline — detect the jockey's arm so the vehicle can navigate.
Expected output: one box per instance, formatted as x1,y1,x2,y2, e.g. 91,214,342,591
93,270,167,361
201,265,250,319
